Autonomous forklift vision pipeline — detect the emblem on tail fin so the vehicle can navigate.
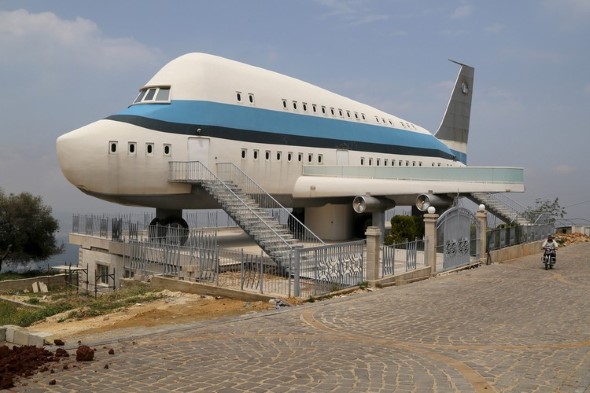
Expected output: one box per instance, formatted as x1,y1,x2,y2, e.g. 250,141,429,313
435,60,474,165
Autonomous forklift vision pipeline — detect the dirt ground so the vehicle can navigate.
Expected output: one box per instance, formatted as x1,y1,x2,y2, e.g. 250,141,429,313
26,290,278,339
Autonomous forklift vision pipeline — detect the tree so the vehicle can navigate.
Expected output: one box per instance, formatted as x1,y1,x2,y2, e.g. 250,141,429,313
385,215,425,245
0,189,64,271
522,197,566,224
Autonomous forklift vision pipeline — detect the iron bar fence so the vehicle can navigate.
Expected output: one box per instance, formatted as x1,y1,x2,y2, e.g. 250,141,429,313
381,238,425,278
71,211,291,241
487,223,554,251
293,240,365,298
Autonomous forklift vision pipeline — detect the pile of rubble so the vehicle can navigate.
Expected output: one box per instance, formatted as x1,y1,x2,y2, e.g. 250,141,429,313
0,342,106,389
555,233,590,246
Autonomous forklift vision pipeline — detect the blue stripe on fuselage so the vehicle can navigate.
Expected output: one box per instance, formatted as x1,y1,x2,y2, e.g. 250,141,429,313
116,100,457,159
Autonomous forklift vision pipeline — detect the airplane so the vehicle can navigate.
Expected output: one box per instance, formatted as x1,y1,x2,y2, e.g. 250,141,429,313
56,53,524,241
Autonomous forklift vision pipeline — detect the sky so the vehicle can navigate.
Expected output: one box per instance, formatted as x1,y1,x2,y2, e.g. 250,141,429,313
0,0,589,223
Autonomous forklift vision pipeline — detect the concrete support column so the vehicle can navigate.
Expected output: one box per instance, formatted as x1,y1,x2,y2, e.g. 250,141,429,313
365,226,381,285
423,212,439,275
476,205,488,264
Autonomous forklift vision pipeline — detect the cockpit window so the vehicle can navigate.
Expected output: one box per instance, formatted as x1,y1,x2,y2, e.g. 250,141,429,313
133,86,171,104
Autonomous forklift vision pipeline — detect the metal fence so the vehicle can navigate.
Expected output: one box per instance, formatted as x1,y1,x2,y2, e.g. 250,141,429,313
381,238,426,277
487,223,554,251
72,211,292,240
293,240,366,298
123,233,366,298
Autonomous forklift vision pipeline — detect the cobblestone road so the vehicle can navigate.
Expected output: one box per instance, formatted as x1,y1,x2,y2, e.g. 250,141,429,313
9,242,590,392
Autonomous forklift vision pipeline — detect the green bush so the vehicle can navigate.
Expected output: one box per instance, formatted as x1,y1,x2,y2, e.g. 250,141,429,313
385,215,424,245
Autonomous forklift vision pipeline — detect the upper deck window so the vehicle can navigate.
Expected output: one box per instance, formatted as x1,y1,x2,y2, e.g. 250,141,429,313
134,86,171,104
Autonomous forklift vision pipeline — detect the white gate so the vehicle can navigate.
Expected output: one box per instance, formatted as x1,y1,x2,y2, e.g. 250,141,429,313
436,207,480,271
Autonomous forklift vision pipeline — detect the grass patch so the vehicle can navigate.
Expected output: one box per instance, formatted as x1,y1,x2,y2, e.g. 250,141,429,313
0,284,165,327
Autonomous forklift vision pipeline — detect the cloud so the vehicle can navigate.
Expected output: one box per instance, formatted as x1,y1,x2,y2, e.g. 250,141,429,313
542,0,590,28
552,165,576,175
0,9,160,71
485,23,505,34
451,5,473,19
314,0,390,25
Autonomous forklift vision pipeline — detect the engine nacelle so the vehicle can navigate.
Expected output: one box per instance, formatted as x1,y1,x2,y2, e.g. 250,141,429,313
415,194,451,212
352,195,395,213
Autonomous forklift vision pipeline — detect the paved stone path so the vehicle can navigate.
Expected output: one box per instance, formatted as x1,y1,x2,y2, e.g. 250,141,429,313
10,242,590,392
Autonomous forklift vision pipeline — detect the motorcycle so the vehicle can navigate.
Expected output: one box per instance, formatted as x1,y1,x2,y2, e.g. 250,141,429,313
542,247,556,270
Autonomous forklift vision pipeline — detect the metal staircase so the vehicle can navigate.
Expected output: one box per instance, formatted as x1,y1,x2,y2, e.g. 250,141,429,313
468,192,531,225
169,161,324,272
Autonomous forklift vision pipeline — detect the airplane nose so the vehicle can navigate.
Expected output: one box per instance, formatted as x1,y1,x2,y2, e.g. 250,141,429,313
56,120,107,192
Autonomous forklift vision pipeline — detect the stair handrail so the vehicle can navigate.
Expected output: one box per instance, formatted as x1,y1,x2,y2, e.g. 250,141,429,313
215,162,325,245
169,161,312,258
486,193,528,215
472,192,529,224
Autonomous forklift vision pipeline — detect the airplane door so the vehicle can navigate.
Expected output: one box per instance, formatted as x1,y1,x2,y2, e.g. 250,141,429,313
187,137,210,163
336,150,349,166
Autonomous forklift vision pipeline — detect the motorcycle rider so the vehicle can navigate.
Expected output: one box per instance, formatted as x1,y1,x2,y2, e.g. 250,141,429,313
542,234,558,263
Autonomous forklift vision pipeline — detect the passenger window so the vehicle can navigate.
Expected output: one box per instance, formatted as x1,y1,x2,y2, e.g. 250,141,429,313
321,106,326,114
236,92,242,102
128,142,136,155
376,158,380,166
318,154,323,164
241,149,247,159
146,143,154,156
109,141,118,154
361,157,365,165
265,150,270,160
298,153,303,162
308,154,313,163
303,103,308,111
163,144,171,156
346,111,351,118
312,104,317,113
254,150,259,160
384,159,388,166
288,152,293,161
249,94,254,104
276,152,281,160
330,108,335,115
282,100,287,109
293,101,298,110
369,158,373,166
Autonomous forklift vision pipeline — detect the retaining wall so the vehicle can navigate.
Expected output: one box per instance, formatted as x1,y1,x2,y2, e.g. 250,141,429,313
0,274,67,293
489,240,544,263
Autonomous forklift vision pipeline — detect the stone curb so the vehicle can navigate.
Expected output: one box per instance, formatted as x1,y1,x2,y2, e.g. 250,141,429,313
0,325,53,347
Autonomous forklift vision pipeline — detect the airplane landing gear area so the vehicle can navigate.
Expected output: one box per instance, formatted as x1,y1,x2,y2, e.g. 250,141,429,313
149,216,189,245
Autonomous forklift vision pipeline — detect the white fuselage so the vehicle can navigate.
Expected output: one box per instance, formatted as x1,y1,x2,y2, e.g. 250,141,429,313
56,53,472,210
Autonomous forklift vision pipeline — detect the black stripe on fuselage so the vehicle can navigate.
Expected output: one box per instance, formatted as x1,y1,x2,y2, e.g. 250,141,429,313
106,114,455,160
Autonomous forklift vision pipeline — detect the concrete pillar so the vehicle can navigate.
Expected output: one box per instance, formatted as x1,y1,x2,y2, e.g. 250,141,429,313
365,226,381,284
423,211,439,275
476,205,488,264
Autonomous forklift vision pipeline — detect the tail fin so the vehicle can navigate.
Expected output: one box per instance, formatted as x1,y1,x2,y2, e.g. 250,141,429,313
435,60,474,165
